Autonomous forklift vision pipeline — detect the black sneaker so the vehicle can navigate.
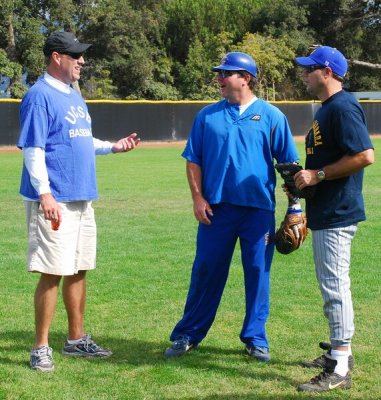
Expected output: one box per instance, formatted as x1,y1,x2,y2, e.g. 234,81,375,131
245,344,271,362
164,335,196,358
302,342,354,370
298,370,352,392
62,334,112,357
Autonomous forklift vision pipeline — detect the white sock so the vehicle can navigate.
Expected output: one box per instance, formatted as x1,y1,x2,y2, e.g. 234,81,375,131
329,349,350,376
67,337,83,344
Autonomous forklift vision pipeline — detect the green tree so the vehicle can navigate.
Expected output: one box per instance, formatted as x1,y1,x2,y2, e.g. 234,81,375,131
176,33,236,100
0,0,28,96
1,0,378,100
233,33,295,100
0,48,25,97
14,8,45,84
81,0,177,99
250,0,313,52
163,0,265,99
300,0,381,91
0,0,89,97
248,0,315,99
81,66,117,99
163,0,263,63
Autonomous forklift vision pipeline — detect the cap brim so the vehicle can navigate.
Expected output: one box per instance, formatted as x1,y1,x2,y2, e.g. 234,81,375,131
295,56,317,67
68,43,92,54
212,65,244,72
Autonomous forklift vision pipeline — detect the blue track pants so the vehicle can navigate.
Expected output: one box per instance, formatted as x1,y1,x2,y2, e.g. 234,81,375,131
170,203,275,349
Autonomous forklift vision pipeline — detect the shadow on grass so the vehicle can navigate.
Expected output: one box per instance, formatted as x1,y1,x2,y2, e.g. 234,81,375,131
0,330,310,394
179,394,335,400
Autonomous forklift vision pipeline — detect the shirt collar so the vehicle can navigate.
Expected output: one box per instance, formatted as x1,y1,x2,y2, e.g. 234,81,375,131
44,72,71,94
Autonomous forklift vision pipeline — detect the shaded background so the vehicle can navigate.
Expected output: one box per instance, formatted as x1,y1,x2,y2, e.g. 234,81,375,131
1,100,380,145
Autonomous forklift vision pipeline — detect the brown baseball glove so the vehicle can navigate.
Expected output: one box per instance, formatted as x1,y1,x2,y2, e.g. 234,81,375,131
275,210,308,254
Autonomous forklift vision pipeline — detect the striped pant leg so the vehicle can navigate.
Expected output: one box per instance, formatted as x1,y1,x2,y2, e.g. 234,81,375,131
311,225,358,347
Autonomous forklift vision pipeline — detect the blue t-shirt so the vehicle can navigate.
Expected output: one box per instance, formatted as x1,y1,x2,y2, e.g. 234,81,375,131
18,77,98,201
305,90,373,230
182,98,299,211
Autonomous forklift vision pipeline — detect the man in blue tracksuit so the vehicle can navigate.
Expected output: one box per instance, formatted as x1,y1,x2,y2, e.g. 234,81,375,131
164,52,299,361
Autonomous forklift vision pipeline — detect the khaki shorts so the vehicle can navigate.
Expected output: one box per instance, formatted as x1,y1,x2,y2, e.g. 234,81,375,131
25,200,96,276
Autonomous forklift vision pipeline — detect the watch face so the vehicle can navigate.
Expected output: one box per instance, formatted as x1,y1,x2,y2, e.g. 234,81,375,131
318,170,325,180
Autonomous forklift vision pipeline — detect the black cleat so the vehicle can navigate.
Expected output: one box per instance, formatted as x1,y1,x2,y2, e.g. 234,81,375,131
302,342,354,370
164,335,196,358
298,370,352,392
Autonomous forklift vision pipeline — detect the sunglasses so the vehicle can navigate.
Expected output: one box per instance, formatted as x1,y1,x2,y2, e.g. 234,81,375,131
217,70,240,78
304,65,326,74
61,52,83,60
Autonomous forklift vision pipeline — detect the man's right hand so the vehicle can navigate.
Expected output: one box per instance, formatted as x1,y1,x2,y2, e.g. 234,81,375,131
193,196,213,225
39,193,62,227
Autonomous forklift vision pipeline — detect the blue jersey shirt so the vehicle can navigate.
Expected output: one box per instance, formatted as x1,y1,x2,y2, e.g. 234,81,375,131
182,98,299,211
18,77,98,201
305,90,374,230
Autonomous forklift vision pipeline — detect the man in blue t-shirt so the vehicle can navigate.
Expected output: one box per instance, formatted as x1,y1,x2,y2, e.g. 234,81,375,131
164,52,300,362
18,31,140,372
293,46,374,392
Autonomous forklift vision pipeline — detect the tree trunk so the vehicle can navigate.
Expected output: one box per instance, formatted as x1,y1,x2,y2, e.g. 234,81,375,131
350,59,381,69
6,13,17,61
71,81,82,95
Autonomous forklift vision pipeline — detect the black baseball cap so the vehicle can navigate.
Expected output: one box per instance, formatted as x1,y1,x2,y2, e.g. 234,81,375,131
43,32,92,56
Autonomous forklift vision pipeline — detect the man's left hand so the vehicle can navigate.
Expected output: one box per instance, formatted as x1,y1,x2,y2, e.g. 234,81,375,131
112,133,140,153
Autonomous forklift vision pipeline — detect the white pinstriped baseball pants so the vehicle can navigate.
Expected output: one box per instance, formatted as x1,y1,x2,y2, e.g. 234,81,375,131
312,224,358,347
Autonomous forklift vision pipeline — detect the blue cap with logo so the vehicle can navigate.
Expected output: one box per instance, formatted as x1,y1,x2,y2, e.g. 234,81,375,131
295,46,348,79
212,52,257,77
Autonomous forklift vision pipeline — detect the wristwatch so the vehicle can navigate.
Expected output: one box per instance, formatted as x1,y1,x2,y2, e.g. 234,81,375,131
317,169,326,181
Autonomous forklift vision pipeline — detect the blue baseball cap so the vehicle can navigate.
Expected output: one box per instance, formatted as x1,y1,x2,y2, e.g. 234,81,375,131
295,46,348,79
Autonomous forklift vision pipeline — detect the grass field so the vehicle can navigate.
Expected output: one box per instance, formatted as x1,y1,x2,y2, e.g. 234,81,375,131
0,139,380,400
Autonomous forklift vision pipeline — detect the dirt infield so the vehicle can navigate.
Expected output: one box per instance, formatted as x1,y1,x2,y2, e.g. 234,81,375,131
0,141,187,153
0,141,189,153
2,135,379,153
0,146,21,153
0,138,296,153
